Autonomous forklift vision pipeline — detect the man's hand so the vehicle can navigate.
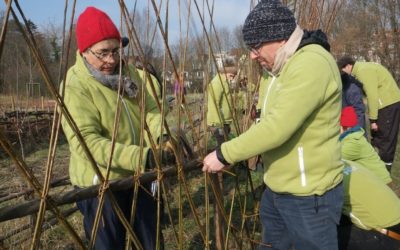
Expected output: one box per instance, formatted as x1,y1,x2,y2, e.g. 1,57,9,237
202,150,226,173
371,122,378,132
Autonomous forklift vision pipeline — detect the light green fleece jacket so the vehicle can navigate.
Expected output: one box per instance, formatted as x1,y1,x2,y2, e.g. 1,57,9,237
256,73,271,111
342,160,400,230
61,51,163,187
207,74,233,127
221,44,343,196
352,62,400,120
340,127,392,184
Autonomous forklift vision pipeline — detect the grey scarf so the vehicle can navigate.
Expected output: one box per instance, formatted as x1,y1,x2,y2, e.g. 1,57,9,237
84,59,138,98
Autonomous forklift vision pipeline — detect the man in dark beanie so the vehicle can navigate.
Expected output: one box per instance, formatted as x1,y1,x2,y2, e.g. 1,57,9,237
338,55,400,173
202,0,344,249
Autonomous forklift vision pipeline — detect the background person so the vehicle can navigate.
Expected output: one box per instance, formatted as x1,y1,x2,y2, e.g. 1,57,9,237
340,72,366,131
339,106,391,184
174,71,187,105
203,0,344,249
338,160,400,249
338,56,400,172
206,56,237,145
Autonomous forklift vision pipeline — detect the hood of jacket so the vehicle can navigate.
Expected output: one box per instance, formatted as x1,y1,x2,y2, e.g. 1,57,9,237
297,29,330,52
271,28,330,76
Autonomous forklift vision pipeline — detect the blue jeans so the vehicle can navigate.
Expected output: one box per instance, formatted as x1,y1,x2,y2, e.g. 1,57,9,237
259,183,343,250
76,186,162,250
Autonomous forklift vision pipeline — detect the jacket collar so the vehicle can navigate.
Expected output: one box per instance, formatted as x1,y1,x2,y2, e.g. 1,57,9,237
297,29,330,52
339,125,363,141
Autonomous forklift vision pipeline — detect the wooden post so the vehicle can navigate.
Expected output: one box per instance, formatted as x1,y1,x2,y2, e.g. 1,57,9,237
212,172,225,250
11,95,15,111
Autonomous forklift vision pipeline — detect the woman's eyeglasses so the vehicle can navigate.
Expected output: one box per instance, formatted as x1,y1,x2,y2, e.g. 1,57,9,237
89,47,120,61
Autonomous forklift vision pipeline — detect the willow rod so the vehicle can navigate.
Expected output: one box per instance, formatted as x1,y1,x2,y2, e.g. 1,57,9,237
0,130,84,248
0,0,12,59
30,0,77,246
204,0,241,135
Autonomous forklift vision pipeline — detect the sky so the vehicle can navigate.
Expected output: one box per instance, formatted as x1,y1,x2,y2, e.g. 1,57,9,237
3,0,251,42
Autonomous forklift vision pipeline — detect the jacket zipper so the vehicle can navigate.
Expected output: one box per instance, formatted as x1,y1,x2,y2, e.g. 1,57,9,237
262,76,276,117
120,97,136,144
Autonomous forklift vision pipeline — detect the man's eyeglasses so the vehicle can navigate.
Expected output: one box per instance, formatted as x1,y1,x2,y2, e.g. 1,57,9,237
89,47,121,61
247,42,264,54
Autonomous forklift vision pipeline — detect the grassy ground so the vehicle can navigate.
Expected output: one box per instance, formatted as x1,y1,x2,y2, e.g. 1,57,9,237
0,139,265,249
0,143,84,249
2,138,399,249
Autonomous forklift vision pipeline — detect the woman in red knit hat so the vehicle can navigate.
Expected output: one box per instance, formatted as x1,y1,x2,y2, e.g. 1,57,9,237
60,6,171,249
338,106,400,249
340,106,391,184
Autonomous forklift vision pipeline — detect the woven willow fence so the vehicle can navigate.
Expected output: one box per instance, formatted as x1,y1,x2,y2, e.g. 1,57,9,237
0,0,344,249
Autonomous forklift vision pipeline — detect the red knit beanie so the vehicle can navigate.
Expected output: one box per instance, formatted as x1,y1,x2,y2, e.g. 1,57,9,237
341,106,358,127
76,7,121,53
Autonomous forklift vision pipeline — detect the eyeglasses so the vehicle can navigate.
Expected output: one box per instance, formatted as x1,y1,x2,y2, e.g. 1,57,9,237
247,42,264,54
88,47,121,61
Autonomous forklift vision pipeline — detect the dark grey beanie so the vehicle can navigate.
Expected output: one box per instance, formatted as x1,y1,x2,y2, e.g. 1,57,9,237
242,0,296,46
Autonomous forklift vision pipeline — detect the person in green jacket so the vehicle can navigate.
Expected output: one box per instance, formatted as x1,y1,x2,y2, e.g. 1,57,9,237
338,160,400,249
339,106,392,184
207,56,237,145
338,56,400,172
61,7,173,249
202,0,344,249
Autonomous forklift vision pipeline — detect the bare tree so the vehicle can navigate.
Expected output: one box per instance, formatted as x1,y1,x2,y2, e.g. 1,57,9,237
212,26,233,53
129,7,162,60
330,0,400,82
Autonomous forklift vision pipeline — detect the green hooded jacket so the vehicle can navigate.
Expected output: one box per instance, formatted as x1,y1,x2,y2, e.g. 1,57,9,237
207,74,233,126
61,51,163,187
340,127,392,184
342,161,400,230
256,73,270,111
352,62,400,120
221,44,343,196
